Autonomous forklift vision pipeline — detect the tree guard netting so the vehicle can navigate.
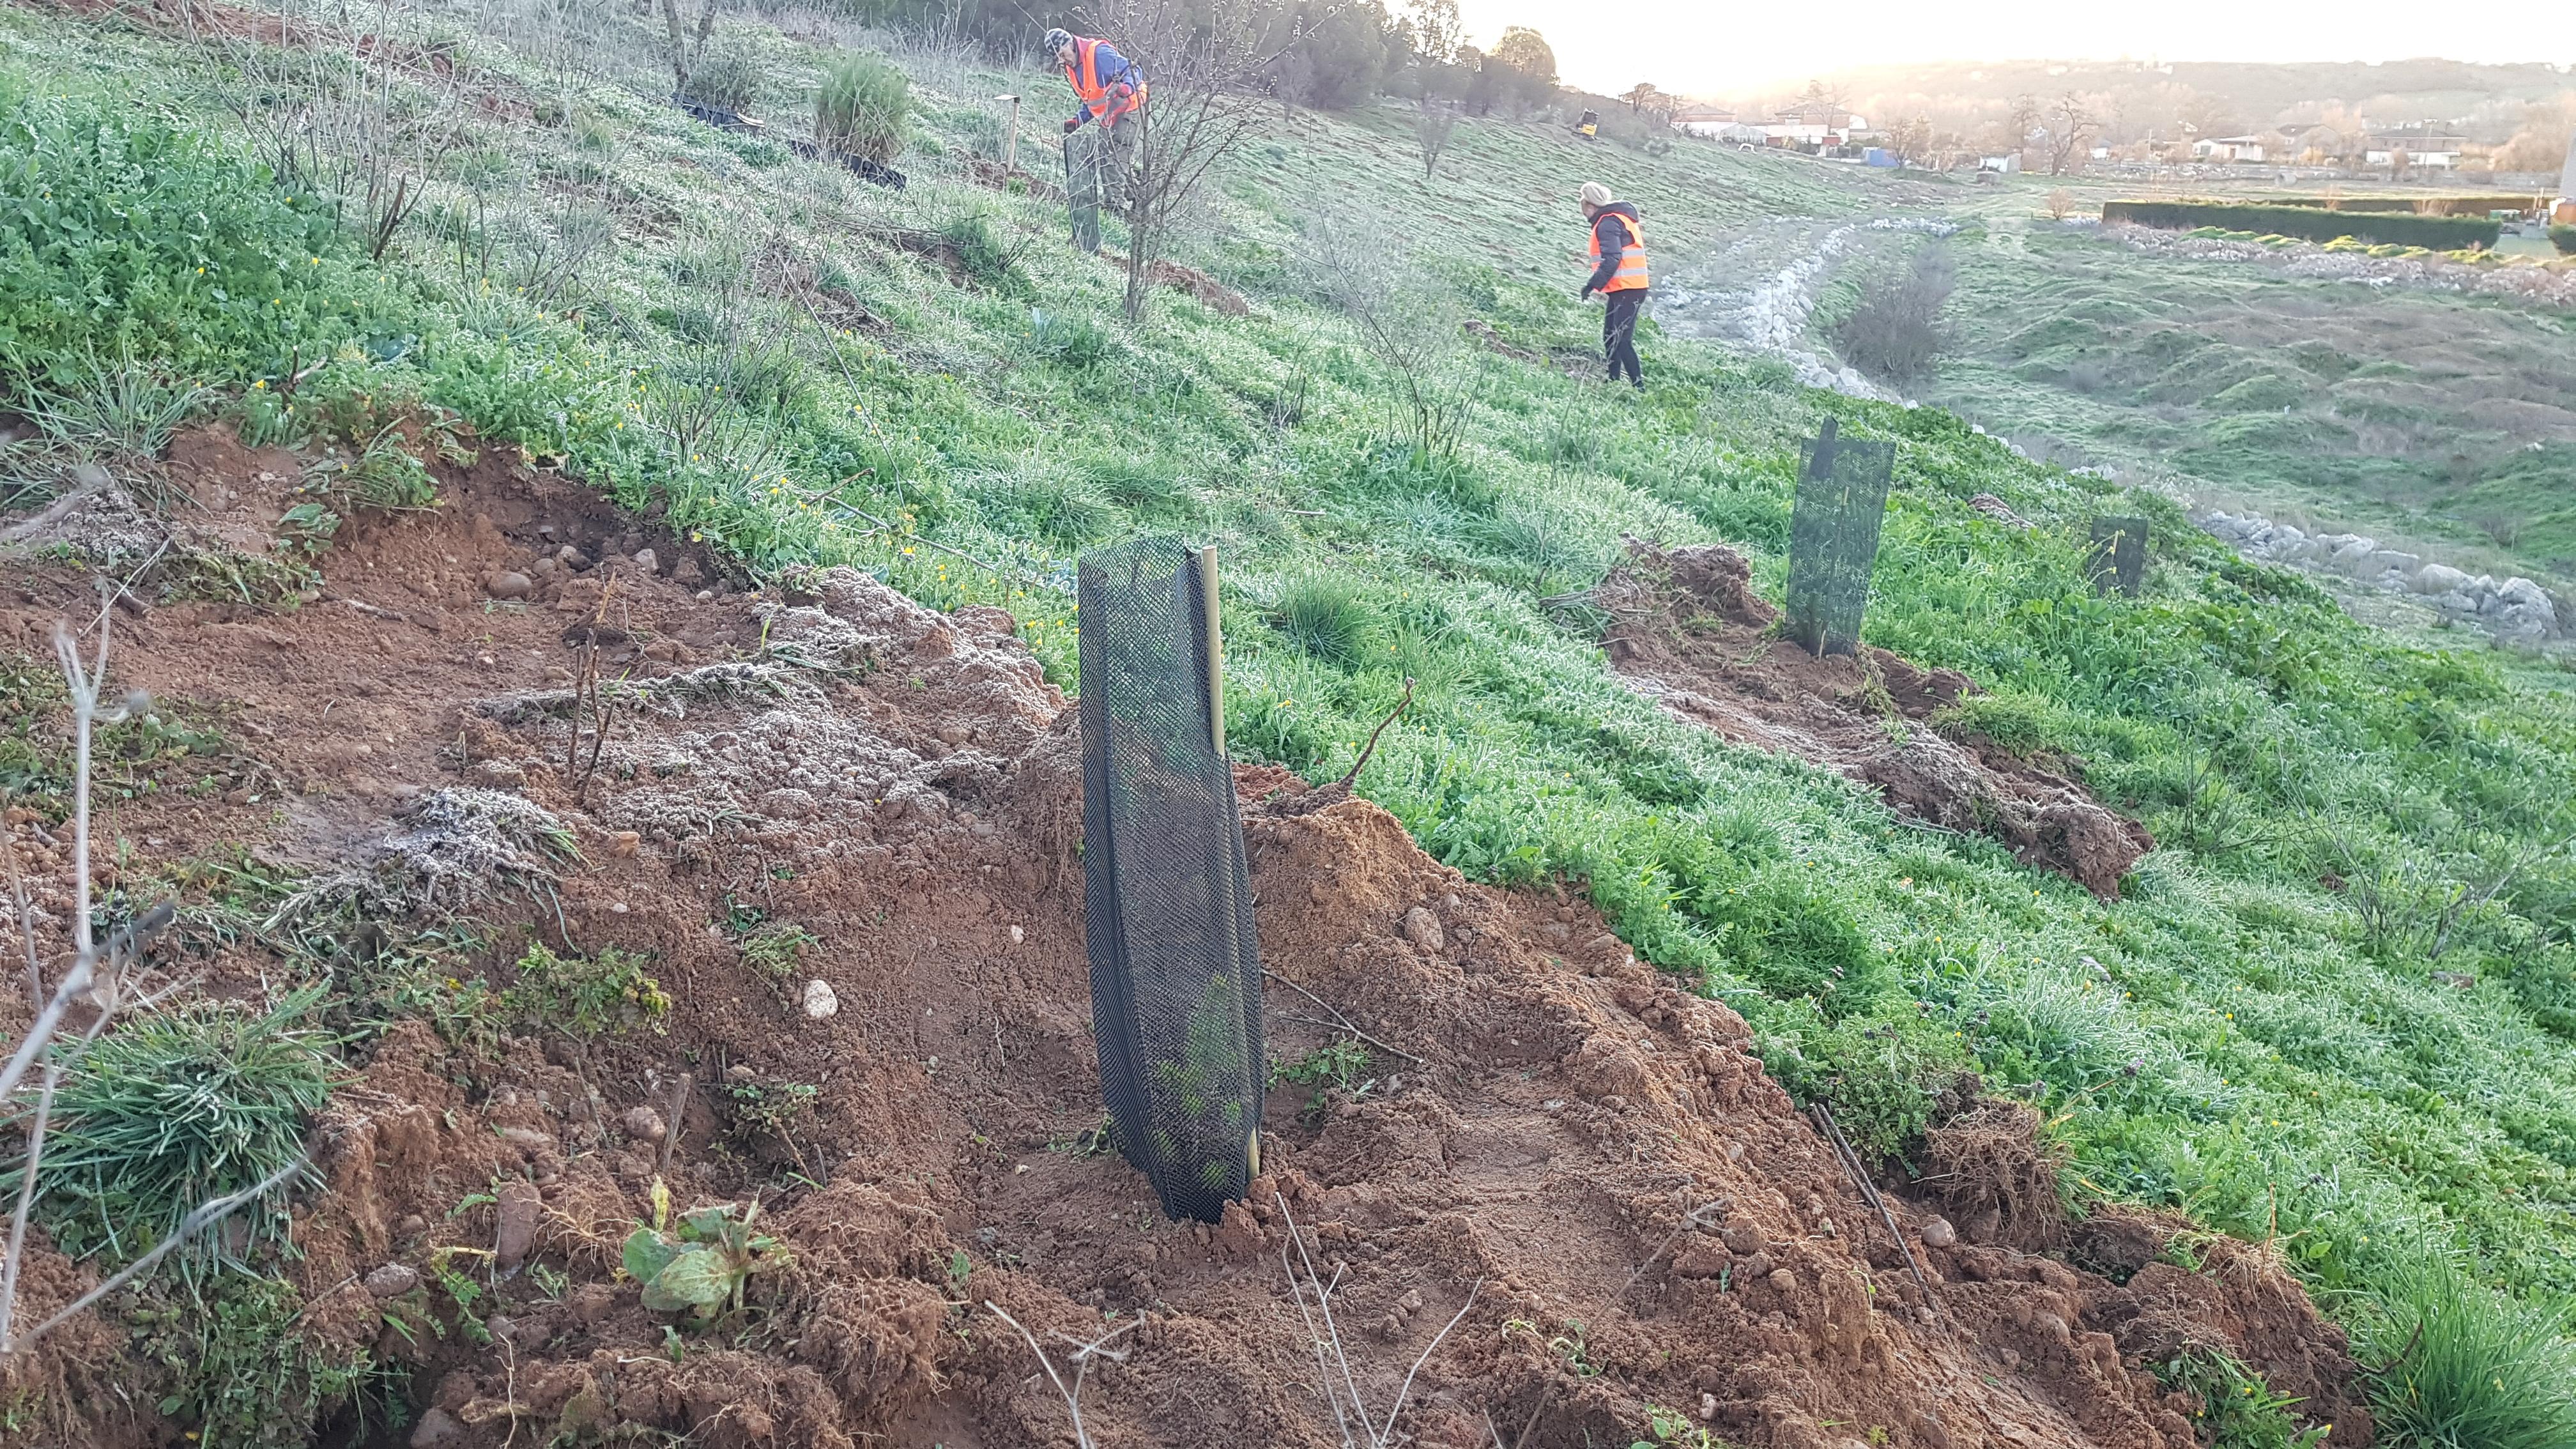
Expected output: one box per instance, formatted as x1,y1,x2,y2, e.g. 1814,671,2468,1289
1783,417,1897,657
1078,537,1263,1222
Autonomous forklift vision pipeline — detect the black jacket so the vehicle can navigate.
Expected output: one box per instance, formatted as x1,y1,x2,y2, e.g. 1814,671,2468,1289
1583,203,1644,295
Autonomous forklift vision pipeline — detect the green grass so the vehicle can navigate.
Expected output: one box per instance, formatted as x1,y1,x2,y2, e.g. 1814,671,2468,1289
815,50,910,164
9,989,335,1266
6,7,2576,1438
1929,221,2576,588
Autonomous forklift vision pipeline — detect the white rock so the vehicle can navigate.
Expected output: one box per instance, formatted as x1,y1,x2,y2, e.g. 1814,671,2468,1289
2434,590,2480,614
2499,578,2550,608
2329,538,2379,569
802,979,840,1019
631,548,658,574
2363,550,2422,576
2413,564,2471,595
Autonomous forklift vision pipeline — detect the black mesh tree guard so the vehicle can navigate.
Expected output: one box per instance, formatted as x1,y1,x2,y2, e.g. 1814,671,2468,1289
1078,537,1264,1222
1783,417,1897,657
2089,516,2148,598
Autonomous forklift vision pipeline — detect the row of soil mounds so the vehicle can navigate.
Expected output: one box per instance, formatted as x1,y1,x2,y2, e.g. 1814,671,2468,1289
0,437,2350,1448
1593,539,2154,900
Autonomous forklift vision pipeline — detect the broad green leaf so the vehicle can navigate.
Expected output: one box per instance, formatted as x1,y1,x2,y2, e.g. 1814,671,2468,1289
623,1227,679,1285
641,1247,736,1315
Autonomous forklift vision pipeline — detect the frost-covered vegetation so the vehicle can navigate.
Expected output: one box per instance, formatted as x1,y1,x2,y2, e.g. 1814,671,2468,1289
4,1,2576,1440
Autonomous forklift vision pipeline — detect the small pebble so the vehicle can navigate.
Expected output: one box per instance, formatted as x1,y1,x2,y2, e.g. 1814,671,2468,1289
484,571,533,601
365,1262,420,1298
620,1106,667,1142
803,979,840,1020
631,548,658,574
1920,1216,1957,1248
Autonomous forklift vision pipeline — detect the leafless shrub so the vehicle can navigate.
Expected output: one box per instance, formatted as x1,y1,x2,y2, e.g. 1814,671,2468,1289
1833,242,1955,387
981,1300,1140,1448
224,0,467,261
1414,98,1458,179
1300,215,1469,457
1084,0,1291,322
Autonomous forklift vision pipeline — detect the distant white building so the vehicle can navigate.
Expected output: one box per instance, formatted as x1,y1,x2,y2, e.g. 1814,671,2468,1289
2191,134,2269,162
1668,105,1737,139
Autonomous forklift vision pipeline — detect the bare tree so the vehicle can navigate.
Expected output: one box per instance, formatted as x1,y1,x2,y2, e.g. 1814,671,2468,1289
1997,92,2040,167
1086,0,1297,323
2044,90,2097,176
1414,99,1458,180
660,0,719,100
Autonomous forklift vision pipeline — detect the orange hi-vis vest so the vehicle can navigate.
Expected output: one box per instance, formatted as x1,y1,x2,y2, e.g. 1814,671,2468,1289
1589,210,1650,292
1065,37,1147,125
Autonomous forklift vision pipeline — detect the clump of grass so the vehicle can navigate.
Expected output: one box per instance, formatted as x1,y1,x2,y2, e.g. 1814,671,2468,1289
2360,1254,2576,1449
9,988,335,1266
941,212,1020,291
1272,574,1379,669
2152,1349,2330,1449
682,47,765,112
815,50,909,164
138,1273,395,1449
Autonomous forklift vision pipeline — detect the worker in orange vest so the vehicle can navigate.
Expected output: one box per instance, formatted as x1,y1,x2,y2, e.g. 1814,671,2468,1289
1046,27,1147,252
1577,181,1649,389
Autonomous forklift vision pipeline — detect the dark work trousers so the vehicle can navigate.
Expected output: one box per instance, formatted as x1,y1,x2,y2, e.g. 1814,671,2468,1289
1602,288,1646,388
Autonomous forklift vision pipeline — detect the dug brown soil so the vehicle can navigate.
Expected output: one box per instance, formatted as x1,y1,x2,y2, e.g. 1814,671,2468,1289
1595,540,2153,900
0,436,2356,1448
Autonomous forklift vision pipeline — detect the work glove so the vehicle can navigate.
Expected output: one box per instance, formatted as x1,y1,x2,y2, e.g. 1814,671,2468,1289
1579,286,1595,302
1062,117,1082,134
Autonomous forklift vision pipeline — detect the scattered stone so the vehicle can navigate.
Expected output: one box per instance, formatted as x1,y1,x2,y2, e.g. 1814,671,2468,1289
66,462,114,491
1919,1216,1957,1248
726,1063,758,1083
485,571,533,601
1400,905,1445,952
494,1181,542,1269
631,548,658,574
1699,1392,1720,1423
1008,924,1024,944
365,1262,420,1298
410,1408,465,1449
473,760,527,788
483,1314,518,1348
608,830,641,857
1768,1267,1798,1294
1721,1225,1763,1255
556,545,590,571
497,1126,552,1153
620,1106,667,1142
397,1214,429,1237
803,978,840,1020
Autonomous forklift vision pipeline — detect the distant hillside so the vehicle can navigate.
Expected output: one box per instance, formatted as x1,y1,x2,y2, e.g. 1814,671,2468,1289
1773,57,2575,148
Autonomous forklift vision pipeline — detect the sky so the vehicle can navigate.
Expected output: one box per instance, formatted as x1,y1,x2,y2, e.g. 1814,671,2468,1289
1452,0,2576,99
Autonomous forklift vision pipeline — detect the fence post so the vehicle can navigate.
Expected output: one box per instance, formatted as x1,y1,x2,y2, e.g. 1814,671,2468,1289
995,93,1020,174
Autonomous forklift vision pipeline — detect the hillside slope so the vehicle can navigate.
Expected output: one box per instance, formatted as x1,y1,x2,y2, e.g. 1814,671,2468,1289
3,3,2576,1445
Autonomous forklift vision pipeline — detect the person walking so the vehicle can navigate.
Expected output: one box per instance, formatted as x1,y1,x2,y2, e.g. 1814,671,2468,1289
1047,26,1147,253
1577,181,1649,389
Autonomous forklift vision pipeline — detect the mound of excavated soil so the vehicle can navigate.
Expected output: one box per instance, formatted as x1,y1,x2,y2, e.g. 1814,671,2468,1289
0,436,2357,1448
1595,539,2153,900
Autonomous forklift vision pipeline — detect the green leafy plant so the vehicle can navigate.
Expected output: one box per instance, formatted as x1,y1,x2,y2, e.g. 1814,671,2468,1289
142,1274,397,1449
814,51,910,164
1271,1039,1373,1117
621,1192,788,1321
22,358,210,466
723,1078,817,1136
2550,224,2575,257
735,921,816,981
500,943,671,1041
6,986,335,1266
1630,1403,1724,1448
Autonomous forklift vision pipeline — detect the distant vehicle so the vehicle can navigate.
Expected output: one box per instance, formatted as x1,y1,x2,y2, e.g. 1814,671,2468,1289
1574,109,1599,140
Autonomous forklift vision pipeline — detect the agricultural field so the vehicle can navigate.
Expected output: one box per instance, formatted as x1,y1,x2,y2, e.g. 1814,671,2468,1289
1922,210,2576,594
3,3,2576,1447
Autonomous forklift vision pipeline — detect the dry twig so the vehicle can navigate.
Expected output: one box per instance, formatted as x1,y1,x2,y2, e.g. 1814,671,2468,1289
1275,1192,1480,1447
981,1300,1140,1448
